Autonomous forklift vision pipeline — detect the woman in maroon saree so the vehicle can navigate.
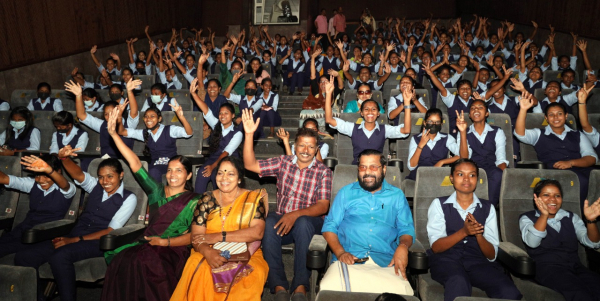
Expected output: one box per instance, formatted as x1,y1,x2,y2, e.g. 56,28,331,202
100,106,201,301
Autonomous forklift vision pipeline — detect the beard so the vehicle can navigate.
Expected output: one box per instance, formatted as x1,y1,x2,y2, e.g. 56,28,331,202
358,172,384,192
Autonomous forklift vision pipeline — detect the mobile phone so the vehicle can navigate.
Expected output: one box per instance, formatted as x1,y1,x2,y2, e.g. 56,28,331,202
354,257,369,263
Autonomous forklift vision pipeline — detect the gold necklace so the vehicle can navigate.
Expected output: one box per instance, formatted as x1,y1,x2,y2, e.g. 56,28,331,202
219,188,239,231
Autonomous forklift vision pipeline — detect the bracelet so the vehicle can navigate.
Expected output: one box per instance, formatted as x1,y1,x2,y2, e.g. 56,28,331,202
585,217,598,224
48,170,55,175
59,157,68,161
167,236,171,247
417,146,423,150
578,102,586,104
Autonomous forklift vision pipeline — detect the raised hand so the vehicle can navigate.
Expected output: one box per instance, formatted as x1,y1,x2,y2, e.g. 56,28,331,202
583,197,600,222
510,77,525,92
402,86,414,106
199,53,209,65
117,99,129,115
456,110,468,132
58,145,81,159
107,106,120,136
531,21,538,28
386,42,396,53
324,75,335,95
189,78,199,93
420,128,432,145
518,90,535,110
472,91,485,101
276,128,289,142
126,79,142,91
570,32,578,40
342,60,350,72
90,45,97,54
230,35,238,46
110,53,120,61
327,68,339,77
533,193,549,216
576,40,587,52
64,80,82,96
311,48,322,60
21,155,52,174
241,108,260,134
169,100,184,117
145,25,149,33
173,50,182,58
502,65,514,78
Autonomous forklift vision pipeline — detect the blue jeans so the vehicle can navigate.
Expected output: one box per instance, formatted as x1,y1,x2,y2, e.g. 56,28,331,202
263,213,323,293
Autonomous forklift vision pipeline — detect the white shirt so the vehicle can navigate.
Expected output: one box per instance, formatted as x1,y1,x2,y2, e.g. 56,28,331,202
125,124,191,142
457,123,509,167
7,175,76,198
140,96,178,112
520,209,600,249
331,118,408,139
407,133,460,170
49,127,89,154
0,128,41,150
28,97,63,112
514,125,598,163
203,111,243,155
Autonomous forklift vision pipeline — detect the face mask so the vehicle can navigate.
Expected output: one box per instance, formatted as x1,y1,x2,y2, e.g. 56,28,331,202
231,70,240,75
245,88,257,96
10,121,26,130
109,93,122,101
57,128,70,134
151,95,163,104
84,100,94,107
136,68,146,75
38,92,50,100
425,123,442,135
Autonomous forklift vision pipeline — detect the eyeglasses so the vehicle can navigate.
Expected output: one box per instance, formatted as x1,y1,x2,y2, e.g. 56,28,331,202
357,90,372,95
425,121,442,125
358,165,381,171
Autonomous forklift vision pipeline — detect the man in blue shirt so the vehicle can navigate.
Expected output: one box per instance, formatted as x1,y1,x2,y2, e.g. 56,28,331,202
320,149,415,294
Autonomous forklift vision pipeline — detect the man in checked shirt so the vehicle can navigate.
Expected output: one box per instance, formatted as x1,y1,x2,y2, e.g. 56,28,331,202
241,109,333,301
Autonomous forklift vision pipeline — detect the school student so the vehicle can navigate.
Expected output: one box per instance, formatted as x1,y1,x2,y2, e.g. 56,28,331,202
141,83,177,112
280,48,306,95
0,106,40,155
258,78,282,138
520,179,600,301
82,88,104,112
457,99,509,206
195,54,228,116
324,75,411,164
27,82,63,112
532,81,578,115
427,159,522,301
90,45,122,76
514,92,598,206
388,77,428,125
407,108,461,180
189,79,242,194
66,80,140,158
49,111,89,155
118,102,192,183
0,155,76,260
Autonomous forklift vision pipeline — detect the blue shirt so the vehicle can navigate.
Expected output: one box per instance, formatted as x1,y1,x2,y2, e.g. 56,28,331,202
322,180,415,267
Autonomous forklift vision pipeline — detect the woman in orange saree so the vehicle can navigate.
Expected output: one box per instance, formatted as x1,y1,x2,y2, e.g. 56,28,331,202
170,156,268,301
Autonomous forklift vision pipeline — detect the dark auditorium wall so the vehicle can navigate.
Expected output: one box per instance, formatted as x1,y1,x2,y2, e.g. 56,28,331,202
313,0,457,22
0,0,202,100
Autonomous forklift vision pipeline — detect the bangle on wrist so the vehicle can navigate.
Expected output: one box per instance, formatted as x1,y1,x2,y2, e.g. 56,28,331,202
585,217,598,224
417,145,423,150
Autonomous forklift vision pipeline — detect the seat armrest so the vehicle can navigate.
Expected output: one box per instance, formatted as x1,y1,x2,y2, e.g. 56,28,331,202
388,159,403,173
99,224,147,251
0,216,14,231
497,241,535,276
307,234,328,269
22,219,76,244
408,239,428,270
516,161,544,169
323,157,338,170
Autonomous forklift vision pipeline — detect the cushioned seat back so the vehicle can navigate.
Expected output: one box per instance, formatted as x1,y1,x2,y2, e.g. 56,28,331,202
31,111,59,153
131,111,203,157
95,90,110,104
331,164,402,204
395,113,449,178
0,111,10,135
133,75,156,90
241,73,256,82
138,89,193,112
10,90,73,111
499,169,586,266
436,88,457,115
86,159,148,225
0,157,22,230
520,113,577,163
383,73,404,89
64,74,94,83
461,71,477,85
389,88,432,110
587,90,600,114
78,111,103,156
342,90,384,109
414,167,489,249
316,291,420,301
465,113,515,168
334,113,389,165
543,70,580,86
262,63,272,77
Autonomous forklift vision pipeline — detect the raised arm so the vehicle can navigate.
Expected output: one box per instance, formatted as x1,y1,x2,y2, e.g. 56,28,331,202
110,53,121,71
519,41,531,74
90,45,101,68
125,79,141,119
65,81,87,121
57,146,85,183
107,106,143,173
21,155,70,191
189,78,209,114
577,40,593,72
528,21,538,41
276,128,292,155
424,63,447,96
126,39,135,64
515,91,534,136
241,109,261,173
168,43,188,75
311,48,322,80
170,101,193,135
577,86,595,133
324,75,337,127
377,62,392,87
223,71,244,99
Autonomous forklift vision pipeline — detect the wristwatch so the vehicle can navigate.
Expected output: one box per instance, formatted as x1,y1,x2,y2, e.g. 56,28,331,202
222,231,227,242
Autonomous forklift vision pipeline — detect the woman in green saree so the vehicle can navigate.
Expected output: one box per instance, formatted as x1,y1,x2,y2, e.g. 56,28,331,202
99,106,202,301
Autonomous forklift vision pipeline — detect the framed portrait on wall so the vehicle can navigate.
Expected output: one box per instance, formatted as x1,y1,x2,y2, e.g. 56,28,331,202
253,0,300,24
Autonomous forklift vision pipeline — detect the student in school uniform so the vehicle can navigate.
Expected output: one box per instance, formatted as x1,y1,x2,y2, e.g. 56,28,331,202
343,59,390,92
388,77,428,126
578,86,600,156
407,108,461,180
118,102,192,183
14,147,137,301
486,75,524,161
258,78,282,138
0,155,76,260
0,106,40,155
90,45,122,76
426,159,522,301
532,81,579,115
279,48,306,95
277,118,330,162
66,80,140,159
321,45,341,73
427,66,474,136
325,76,411,164
515,93,598,207
49,111,89,155
224,72,263,122
189,79,242,194
169,49,198,85
275,36,291,71
520,179,600,301
457,98,509,206
28,82,63,112
518,42,548,94
82,88,104,112
550,33,579,72
559,69,580,92
141,83,178,112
